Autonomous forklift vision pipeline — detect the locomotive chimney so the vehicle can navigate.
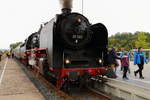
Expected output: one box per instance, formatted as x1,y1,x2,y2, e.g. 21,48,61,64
59,0,72,14
61,8,71,14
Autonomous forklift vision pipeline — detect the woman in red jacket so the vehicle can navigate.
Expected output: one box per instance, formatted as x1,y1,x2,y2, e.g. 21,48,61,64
121,52,129,80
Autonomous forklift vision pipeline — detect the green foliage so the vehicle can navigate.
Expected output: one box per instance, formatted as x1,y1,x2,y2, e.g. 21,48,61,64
108,32,150,51
10,42,22,50
135,32,150,49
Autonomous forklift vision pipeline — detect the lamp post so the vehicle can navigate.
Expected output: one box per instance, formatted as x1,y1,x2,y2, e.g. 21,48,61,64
82,0,84,14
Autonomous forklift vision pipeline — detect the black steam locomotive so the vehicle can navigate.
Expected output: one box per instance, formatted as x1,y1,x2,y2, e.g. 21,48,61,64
13,8,108,89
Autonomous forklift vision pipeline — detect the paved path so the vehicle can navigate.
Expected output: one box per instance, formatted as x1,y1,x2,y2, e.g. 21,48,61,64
116,61,150,88
0,58,45,100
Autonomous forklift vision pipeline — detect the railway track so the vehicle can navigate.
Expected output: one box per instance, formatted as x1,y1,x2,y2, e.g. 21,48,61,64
89,77,124,100
67,86,110,100
15,59,111,100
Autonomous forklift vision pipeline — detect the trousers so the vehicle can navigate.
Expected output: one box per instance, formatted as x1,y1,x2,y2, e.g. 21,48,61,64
135,64,144,77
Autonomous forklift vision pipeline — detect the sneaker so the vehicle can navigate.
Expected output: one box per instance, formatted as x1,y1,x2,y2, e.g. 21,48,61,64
134,71,137,77
128,71,131,74
123,77,129,80
140,77,144,79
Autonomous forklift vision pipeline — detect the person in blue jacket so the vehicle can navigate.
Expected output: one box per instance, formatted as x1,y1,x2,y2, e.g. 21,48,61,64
134,47,147,79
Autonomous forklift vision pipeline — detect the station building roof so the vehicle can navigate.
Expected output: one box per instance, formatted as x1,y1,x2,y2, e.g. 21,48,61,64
131,49,150,52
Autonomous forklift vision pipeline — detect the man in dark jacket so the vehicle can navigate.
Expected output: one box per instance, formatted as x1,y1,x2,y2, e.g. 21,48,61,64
107,48,121,78
0,51,2,61
108,48,120,66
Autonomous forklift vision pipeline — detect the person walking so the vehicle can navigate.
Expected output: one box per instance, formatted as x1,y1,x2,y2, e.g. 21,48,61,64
134,47,147,79
121,52,129,80
120,49,132,73
11,52,14,58
6,52,10,58
108,47,121,76
0,51,2,61
120,48,125,71
128,51,134,73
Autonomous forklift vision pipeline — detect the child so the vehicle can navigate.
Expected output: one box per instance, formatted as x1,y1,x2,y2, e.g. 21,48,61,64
121,51,129,79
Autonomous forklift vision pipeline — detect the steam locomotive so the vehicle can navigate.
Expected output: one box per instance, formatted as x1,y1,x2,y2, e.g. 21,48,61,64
13,8,108,89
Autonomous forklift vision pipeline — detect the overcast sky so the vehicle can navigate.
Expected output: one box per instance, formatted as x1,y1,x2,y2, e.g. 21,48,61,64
0,0,150,49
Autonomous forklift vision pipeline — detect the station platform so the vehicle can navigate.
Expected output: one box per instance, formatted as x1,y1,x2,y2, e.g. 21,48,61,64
94,61,150,100
116,61,150,88
0,58,44,100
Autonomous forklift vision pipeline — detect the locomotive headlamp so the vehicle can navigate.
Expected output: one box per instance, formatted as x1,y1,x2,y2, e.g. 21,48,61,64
39,58,44,61
65,59,70,64
77,18,81,23
98,59,102,63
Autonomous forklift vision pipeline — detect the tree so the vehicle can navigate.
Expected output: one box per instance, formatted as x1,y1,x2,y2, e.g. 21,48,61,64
108,31,150,51
135,32,150,49
10,42,22,50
